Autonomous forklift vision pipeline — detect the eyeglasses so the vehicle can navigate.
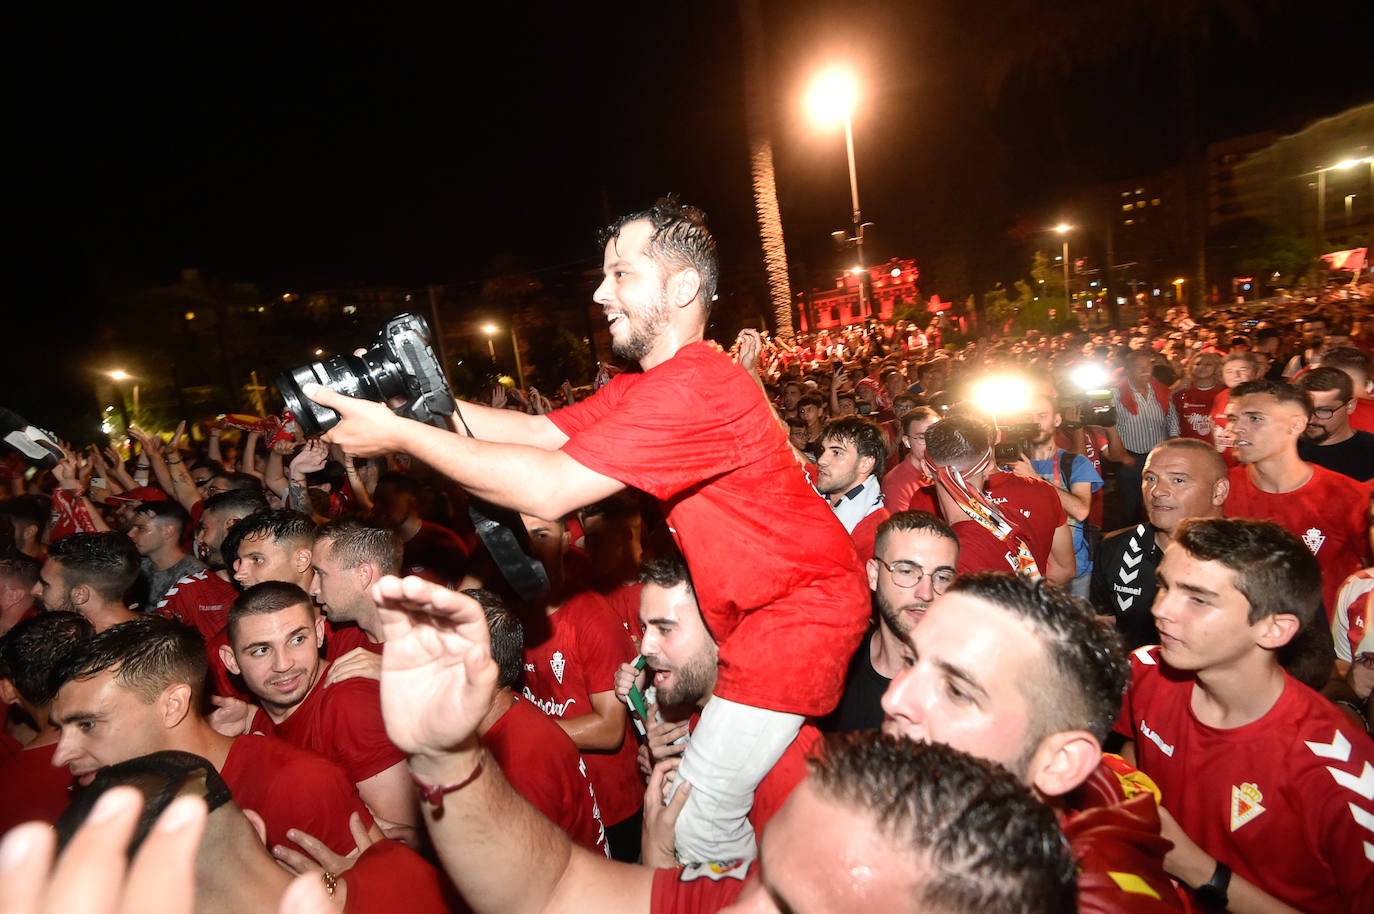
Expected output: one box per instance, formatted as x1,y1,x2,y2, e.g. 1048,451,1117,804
1311,400,1349,420
874,558,957,593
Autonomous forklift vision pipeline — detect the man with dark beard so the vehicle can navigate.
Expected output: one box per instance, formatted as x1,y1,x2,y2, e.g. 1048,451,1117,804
820,511,959,733
1008,392,1103,597
615,555,824,861
307,196,869,865
1296,366,1374,482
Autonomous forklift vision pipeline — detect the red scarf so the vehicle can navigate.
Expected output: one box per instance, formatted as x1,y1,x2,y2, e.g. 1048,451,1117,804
1116,378,1169,417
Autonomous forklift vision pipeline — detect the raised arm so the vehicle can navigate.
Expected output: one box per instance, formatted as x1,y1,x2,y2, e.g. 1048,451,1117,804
307,387,623,520
372,576,653,914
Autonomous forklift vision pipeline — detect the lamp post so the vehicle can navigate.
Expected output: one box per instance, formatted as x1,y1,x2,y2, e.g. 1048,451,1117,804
1313,157,1374,242
482,322,526,390
808,69,870,320
108,370,133,431
1173,278,1186,310
1054,224,1073,317
481,323,497,360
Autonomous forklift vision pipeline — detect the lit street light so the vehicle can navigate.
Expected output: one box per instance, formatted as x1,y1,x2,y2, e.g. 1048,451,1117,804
1054,224,1073,316
481,323,498,359
107,370,137,431
1312,156,1374,241
808,68,871,320
482,323,526,390
1173,278,1186,309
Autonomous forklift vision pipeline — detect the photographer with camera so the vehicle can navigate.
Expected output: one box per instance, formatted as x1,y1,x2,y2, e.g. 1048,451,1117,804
1005,393,1103,598
292,197,870,867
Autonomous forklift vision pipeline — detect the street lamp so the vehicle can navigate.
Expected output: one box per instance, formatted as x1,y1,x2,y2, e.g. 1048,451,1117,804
107,370,137,431
1054,224,1073,315
481,323,498,359
1313,156,1374,241
482,322,526,390
1173,278,1186,309
808,68,871,319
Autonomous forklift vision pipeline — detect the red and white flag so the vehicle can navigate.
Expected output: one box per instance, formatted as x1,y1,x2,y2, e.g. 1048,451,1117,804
1321,247,1367,272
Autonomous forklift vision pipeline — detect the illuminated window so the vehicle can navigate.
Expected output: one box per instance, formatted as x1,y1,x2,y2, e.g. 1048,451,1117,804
1122,204,1133,212
1151,198,1160,206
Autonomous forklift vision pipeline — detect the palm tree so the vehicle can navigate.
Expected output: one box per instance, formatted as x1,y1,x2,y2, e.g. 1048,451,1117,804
739,0,795,339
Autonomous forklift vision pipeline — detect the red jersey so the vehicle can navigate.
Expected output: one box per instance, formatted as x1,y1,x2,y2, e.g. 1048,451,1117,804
250,665,405,785
401,520,469,587
948,472,1067,577
650,861,751,914
1224,464,1372,617
221,733,374,857
323,619,386,660
0,742,72,832
153,569,239,641
880,458,936,514
340,837,455,914
1350,397,1374,435
849,506,889,563
601,580,645,649
549,343,870,717
521,590,641,827
485,695,607,853
1115,646,1374,913
1332,568,1374,662
1170,385,1222,441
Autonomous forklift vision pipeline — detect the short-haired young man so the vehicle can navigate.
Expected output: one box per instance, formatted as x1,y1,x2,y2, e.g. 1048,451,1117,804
126,500,203,606
36,532,140,631
1116,518,1374,913
157,488,263,640
0,552,40,637
822,510,959,733
1321,345,1374,434
924,414,1074,585
0,611,93,831
230,509,317,590
883,571,1183,912
880,407,939,514
1295,365,1374,482
816,416,890,560
221,581,416,834
1221,378,1372,615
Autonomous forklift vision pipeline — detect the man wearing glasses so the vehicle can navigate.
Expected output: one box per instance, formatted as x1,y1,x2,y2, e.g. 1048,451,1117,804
821,510,959,733
1296,366,1374,482
881,406,939,514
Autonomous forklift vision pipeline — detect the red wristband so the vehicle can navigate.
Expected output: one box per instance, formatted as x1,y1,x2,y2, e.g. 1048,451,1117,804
411,750,486,809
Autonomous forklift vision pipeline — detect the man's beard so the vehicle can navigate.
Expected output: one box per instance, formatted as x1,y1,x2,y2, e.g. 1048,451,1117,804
654,648,718,709
611,286,672,362
1304,423,1331,444
875,588,929,639
1031,428,1055,446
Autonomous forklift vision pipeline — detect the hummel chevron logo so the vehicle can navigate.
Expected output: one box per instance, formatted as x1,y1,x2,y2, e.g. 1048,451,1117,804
1306,731,1352,762
1131,646,1157,665
1123,551,1142,568
1329,761,1374,801
1119,568,1139,583
1117,595,1131,612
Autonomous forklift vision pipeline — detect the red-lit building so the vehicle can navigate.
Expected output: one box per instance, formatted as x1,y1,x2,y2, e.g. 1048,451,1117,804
799,257,921,332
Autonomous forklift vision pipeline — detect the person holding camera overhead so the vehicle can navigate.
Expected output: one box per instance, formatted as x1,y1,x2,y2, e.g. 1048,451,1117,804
300,196,870,868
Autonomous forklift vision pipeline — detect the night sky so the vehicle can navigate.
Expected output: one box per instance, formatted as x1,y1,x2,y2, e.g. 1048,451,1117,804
8,1,1372,420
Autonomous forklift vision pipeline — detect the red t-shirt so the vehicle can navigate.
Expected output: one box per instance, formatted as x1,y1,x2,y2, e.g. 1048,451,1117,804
549,343,870,717
324,620,386,660
0,742,73,833
485,695,607,853
1171,385,1222,441
251,665,405,785
1224,464,1372,617
521,590,641,827
1114,646,1374,913
650,861,751,914
402,520,470,587
948,472,1067,577
153,569,239,641
340,837,456,914
880,458,935,514
1350,398,1374,435
849,506,889,564
601,580,645,649
221,733,374,856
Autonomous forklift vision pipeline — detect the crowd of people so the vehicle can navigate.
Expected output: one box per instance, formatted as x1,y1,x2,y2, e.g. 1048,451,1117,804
1,197,1371,914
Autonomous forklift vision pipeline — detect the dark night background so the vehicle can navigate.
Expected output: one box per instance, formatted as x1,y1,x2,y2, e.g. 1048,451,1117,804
7,1,1372,436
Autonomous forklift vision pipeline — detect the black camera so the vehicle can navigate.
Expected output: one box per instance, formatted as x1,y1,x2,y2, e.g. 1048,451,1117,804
276,313,455,438
994,422,1039,465
1057,386,1118,429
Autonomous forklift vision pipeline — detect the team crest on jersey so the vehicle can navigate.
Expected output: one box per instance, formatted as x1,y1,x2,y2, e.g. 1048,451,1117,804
1302,527,1326,553
550,651,566,684
1229,782,1266,831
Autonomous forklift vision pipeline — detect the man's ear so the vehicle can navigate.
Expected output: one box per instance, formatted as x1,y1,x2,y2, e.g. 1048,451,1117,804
866,557,881,593
160,682,195,728
68,584,90,608
354,561,375,592
666,268,702,309
0,678,19,707
1210,476,1230,508
293,547,313,574
1025,730,1102,799
218,643,241,677
314,614,325,649
1255,612,1300,650
857,455,877,481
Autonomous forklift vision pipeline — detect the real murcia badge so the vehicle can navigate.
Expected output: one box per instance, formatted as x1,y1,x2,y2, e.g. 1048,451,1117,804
551,651,566,684
1230,782,1266,831
1302,528,1326,553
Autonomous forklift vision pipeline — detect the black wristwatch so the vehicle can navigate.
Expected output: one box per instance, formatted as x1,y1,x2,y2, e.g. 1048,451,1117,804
1194,861,1231,909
